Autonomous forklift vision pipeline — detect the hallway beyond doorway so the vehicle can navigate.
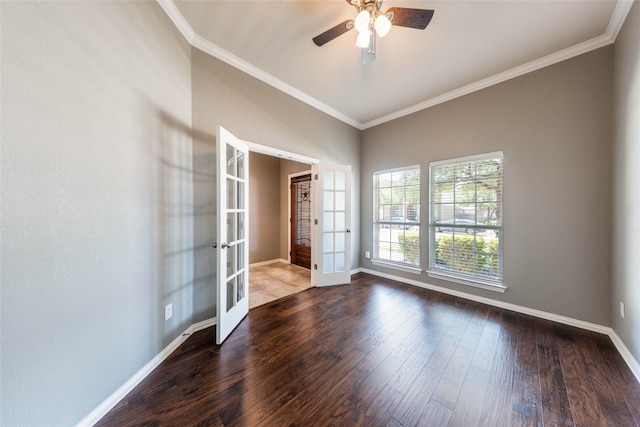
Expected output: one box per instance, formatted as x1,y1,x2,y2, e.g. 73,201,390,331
249,261,311,309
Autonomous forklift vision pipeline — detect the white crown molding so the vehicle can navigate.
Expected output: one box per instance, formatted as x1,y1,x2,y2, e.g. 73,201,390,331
76,317,217,427
362,0,634,129
157,0,195,43
158,0,634,130
361,34,611,129
606,0,635,40
156,0,360,129
190,33,362,129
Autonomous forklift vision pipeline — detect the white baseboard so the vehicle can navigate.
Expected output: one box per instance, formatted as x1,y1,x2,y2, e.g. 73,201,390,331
358,267,640,384
250,258,289,267
358,268,609,334
77,317,217,427
79,267,640,426
609,330,640,383
190,317,216,333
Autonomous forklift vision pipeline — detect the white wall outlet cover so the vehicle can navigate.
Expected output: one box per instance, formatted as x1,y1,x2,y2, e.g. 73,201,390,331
165,303,173,321
365,251,371,259
620,301,625,318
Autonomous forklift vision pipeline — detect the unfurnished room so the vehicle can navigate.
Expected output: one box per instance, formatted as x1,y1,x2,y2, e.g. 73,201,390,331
1,1,640,426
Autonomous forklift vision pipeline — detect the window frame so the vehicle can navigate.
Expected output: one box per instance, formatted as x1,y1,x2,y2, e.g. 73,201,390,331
427,152,505,292
372,165,421,273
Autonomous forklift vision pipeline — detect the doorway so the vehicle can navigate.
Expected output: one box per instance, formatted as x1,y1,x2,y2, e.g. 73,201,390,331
247,148,314,309
244,141,352,305
290,173,312,269
214,131,353,341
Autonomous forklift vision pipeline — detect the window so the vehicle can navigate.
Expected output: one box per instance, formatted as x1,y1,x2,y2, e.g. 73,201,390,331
429,152,504,291
373,166,420,270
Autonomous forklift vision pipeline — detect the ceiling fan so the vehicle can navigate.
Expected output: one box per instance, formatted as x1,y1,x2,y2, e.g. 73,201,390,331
312,0,434,64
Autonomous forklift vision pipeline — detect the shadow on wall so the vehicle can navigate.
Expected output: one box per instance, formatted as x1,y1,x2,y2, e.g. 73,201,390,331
155,112,214,347
192,128,217,324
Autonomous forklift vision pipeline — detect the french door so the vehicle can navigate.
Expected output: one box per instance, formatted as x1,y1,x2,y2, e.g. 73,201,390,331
312,163,352,287
215,126,249,345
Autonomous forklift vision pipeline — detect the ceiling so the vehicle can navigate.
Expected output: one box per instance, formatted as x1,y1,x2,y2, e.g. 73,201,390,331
164,0,631,129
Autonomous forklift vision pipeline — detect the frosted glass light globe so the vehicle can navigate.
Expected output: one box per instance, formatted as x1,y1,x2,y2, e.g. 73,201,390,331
374,14,391,37
354,10,370,33
356,29,371,48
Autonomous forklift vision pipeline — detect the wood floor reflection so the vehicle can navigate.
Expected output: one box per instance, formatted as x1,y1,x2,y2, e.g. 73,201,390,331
96,273,640,426
249,261,311,309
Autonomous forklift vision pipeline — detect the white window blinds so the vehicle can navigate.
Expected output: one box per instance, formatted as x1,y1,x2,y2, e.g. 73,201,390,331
429,152,503,287
373,166,420,268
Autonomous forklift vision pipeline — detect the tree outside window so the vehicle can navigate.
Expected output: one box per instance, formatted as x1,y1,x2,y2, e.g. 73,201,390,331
430,153,503,286
373,167,420,267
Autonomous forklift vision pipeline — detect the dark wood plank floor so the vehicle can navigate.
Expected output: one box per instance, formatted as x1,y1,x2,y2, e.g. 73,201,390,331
97,273,640,426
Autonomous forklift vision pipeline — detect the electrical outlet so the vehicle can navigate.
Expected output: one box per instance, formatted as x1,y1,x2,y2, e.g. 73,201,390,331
620,302,625,318
365,251,371,259
165,303,173,321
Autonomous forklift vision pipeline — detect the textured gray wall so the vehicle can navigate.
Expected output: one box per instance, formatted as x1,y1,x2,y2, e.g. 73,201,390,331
361,47,613,326
2,1,633,425
249,152,281,263
1,2,193,425
191,47,361,325
612,2,640,364
248,155,310,265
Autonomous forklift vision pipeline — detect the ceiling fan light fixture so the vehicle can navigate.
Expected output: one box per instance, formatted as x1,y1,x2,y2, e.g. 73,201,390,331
374,13,391,37
354,10,370,33
356,29,371,48
312,0,434,64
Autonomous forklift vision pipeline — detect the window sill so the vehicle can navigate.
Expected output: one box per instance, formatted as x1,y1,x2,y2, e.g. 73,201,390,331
426,270,506,293
372,259,422,275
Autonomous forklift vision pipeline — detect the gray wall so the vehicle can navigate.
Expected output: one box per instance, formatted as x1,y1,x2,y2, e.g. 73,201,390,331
249,153,311,265
361,47,613,326
1,2,360,423
191,47,361,324
2,1,635,424
1,2,193,425
612,2,640,363
249,152,281,263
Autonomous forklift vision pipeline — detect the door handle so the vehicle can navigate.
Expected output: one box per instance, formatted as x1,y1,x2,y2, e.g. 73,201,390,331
221,242,230,249
346,229,351,233
212,242,217,248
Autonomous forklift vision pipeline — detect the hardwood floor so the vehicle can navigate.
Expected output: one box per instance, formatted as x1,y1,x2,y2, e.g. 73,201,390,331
96,273,640,426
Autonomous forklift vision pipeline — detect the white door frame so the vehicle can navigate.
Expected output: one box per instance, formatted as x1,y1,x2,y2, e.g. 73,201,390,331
242,141,352,287
243,142,320,286
245,141,319,166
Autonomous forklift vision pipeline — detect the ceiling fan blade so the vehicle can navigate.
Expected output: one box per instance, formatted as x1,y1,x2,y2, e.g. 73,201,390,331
312,20,355,47
386,7,434,30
